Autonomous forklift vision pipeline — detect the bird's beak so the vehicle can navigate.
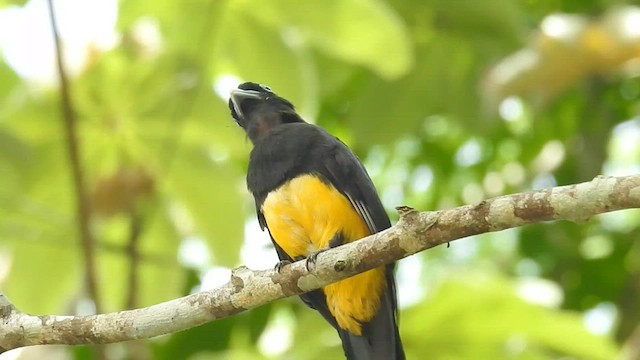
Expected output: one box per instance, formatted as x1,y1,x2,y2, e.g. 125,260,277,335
230,89,261,120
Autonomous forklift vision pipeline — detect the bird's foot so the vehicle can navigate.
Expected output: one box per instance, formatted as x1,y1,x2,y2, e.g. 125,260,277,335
274,260,291,273
305,248,329,272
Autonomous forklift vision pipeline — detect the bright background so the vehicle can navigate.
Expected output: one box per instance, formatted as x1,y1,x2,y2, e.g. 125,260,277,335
1,0,639,359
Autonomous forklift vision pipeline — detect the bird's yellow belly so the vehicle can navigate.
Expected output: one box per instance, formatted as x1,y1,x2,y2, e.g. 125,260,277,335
262,174,387,335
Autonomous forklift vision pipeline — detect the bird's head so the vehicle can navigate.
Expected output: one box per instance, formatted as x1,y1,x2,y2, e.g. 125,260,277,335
228,82,304,143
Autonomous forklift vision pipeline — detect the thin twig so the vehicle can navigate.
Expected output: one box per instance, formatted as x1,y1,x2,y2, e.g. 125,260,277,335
46,0,101,311
125,211,143,310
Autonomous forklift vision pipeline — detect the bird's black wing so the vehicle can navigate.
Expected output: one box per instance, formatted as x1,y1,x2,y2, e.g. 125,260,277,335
319,138,390,234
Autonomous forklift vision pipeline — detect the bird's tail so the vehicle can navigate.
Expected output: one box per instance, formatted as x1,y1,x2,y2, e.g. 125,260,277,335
337,284,404,360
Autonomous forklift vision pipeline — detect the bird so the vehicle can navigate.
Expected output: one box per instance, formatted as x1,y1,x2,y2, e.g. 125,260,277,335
228,82,404,360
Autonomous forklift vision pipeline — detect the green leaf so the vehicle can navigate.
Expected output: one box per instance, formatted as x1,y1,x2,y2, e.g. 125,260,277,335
401,275,619,360
0,140,78,313
0,129,31,192
429,0,525,43
3,240,79,313
165,146,244,266
212,10,316,117
0,61,19,99
118,0,226,57
0,0,27,8
237,0,414,80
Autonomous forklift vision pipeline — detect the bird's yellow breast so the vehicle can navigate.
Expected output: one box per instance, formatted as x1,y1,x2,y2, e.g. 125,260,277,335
262,174,386,335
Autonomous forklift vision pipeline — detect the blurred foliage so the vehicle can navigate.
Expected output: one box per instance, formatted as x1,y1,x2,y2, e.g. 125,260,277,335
0,0,639,359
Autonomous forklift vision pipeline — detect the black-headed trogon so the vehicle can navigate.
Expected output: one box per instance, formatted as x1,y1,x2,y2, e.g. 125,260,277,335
228,82,404,360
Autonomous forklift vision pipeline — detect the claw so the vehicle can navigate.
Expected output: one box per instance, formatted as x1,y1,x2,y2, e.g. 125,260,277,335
274,260,291,272
305,248,328,272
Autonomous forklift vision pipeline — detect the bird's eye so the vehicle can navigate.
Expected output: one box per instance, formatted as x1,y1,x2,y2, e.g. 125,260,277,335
260,84,272,92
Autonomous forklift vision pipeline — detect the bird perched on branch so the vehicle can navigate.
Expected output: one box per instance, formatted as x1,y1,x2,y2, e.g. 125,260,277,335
229,82,404,360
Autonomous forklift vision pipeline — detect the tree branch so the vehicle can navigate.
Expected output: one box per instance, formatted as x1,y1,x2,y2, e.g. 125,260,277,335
1,174,638,352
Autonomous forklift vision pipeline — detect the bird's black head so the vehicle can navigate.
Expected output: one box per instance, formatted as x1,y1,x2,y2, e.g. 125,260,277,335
228,82,304,143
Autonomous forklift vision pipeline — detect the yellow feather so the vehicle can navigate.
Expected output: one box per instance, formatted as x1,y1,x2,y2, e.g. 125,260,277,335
262,175,386,335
